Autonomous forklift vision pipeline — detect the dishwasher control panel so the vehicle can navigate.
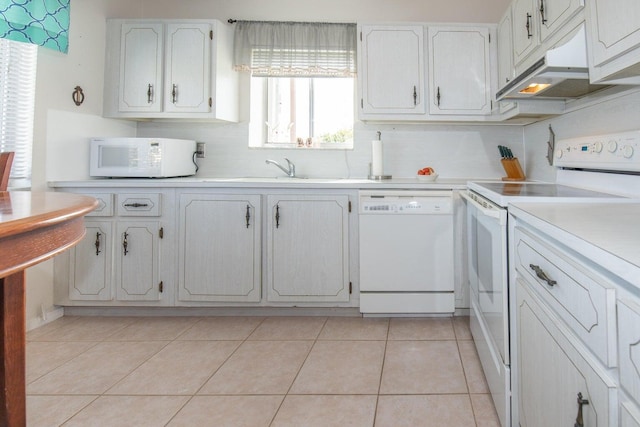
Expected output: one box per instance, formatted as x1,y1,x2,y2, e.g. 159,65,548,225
359,191,453,214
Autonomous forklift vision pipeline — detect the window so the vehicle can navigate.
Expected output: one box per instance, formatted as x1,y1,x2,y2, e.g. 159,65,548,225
263,76,354,148
233,21,356,149
0,38,37,187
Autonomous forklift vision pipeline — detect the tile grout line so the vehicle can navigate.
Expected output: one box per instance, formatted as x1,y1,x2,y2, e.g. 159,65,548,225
164,316,271,426
267,316,329,427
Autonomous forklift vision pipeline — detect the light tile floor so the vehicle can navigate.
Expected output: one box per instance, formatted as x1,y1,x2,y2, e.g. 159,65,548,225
26,315,500,427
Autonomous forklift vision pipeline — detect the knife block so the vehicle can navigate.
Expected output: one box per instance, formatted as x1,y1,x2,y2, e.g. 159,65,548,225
501,158,526,181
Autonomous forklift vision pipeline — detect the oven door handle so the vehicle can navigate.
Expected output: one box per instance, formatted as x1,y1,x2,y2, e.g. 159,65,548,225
460,191,504,221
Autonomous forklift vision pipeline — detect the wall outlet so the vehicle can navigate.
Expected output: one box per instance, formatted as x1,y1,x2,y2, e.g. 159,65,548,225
196,142,206,158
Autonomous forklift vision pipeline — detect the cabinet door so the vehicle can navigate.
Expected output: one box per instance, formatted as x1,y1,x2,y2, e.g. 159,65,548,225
69,222,112,301
587,0,640,68
512,0,539,67
116,221,161,301
539,0,584,42
515,278,615,427
119,22,163,112
164,23,211,113
498,8,515,90
178,194,261,302
428,26,492,115
266,195,350,303
359,25,426,115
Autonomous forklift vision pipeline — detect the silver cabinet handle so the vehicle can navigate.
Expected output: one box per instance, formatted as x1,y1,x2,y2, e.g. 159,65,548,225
124,202,149,208
413,85,417,105
172,84,178,104
526,13,533,38
529,264,557,286
275,204,280,228
246,205,251,228
436,86,441,106
147,84,153,103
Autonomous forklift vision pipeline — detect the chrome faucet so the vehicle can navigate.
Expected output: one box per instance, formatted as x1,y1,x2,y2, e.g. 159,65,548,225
265,158,296,177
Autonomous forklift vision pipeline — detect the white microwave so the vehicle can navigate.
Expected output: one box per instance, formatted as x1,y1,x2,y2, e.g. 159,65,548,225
90,137,197,178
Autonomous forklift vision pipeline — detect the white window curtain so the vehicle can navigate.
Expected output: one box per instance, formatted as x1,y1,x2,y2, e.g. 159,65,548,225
0,38,37,187
233,20,357,77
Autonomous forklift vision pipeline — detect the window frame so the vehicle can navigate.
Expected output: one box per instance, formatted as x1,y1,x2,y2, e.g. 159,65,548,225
249,75,355,150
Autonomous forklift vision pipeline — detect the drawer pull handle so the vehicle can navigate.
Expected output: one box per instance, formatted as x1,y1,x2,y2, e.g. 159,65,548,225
246,205,251,228
275,204,280,228
124,203,149,208
529,264,557,286
574,392,589,427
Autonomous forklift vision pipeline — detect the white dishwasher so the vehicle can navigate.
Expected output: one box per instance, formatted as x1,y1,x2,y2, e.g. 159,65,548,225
359,190,454,314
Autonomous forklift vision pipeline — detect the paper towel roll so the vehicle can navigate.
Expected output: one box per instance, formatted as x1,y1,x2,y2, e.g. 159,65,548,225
371,139,383,176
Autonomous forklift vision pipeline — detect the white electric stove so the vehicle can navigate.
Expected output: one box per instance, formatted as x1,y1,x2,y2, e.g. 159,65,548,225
463,129,640,427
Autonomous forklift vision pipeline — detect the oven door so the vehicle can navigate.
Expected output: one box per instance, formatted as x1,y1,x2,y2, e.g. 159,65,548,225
463,191,509,362
462,190,510,427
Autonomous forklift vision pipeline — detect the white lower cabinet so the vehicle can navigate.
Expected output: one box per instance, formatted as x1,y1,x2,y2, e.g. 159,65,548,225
266,194,350,303
509,213,637,427
115,221,162,301
515,277,616,427
55,191,169,306
69,221,112,301
177,194,261,303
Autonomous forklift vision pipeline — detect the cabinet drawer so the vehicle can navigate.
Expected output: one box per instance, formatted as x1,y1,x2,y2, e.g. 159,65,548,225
514,227,617,367
618,299,640,405
116,193,161,216
84,193,114,217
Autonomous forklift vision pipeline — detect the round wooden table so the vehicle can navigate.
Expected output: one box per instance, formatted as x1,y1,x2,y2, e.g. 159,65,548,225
0,191,97,426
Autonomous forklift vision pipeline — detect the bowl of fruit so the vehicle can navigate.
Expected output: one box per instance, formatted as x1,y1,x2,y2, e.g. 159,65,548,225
417,167,438,181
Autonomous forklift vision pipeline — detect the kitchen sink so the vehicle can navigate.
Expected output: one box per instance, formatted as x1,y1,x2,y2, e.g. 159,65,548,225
201,177,349,183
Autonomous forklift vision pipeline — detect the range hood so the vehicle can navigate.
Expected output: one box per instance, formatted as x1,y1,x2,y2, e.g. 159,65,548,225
496,24,609,100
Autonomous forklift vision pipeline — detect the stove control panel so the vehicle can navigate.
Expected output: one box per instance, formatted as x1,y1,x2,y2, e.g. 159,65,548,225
554,130,640,172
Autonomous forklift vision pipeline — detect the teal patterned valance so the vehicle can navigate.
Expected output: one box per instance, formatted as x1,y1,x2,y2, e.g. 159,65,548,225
0,0,70,53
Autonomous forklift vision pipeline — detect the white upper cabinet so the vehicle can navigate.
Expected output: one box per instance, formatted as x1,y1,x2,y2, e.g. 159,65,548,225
427,26,492,115
586,0,640,84
163,23,211,114
118,23,163,113
104,19,238,121
497,7,515,91
512,0,539,67
538,0,584,42
358,24,426,118
511,0,584,70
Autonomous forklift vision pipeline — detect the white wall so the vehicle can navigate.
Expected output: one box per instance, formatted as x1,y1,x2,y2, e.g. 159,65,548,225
522,89,640,183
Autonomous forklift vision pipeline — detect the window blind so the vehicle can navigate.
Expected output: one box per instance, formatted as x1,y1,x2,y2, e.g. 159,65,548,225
233,21,357,77
0,38,37,187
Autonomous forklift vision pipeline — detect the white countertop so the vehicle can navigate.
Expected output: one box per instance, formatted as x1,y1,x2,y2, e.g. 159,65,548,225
49,177,471,190
509,202,640,288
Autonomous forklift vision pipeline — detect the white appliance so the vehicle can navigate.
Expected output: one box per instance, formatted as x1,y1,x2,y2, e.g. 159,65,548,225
90,137,197,178
359,190,454,314
463,129,640,427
